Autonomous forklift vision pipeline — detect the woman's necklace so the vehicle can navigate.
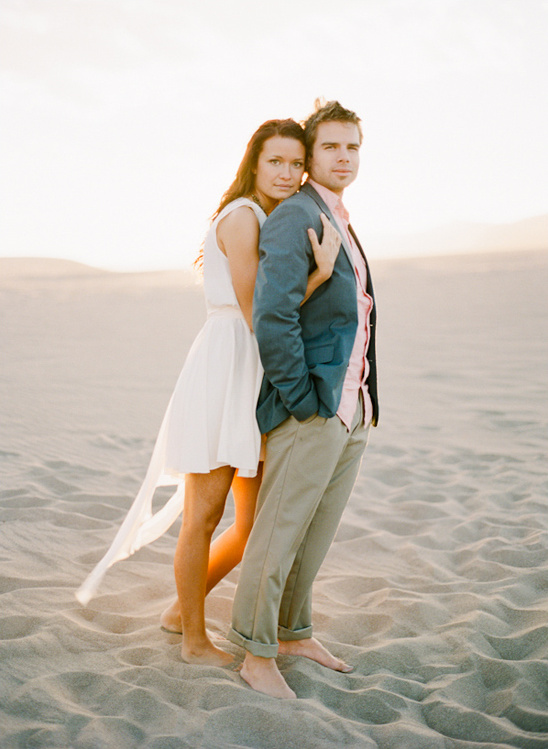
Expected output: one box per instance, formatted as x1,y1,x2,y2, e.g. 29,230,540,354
250,193,267,213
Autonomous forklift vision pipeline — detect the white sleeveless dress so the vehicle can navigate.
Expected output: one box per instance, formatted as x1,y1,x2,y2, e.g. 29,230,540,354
76,198,266,605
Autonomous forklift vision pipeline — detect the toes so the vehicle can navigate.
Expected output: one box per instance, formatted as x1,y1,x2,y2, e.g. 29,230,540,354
338,662,354,673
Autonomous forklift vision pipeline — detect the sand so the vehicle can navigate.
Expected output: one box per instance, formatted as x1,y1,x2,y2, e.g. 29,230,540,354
1,250,547,748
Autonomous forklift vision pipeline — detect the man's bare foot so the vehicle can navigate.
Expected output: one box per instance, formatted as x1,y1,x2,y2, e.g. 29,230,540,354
160,599,182,633
278,637,352,672
240,653,296,699
181,638,233,667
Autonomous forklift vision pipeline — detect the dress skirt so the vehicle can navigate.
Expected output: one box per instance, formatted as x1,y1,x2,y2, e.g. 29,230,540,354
76,305,263,605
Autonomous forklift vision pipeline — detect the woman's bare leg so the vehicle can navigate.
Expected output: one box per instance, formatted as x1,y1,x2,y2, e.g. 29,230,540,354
174,466,235,666
161,465,262,634
206,465,262,589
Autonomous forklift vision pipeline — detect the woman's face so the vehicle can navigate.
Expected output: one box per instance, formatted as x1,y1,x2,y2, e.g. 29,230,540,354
253,136,305,211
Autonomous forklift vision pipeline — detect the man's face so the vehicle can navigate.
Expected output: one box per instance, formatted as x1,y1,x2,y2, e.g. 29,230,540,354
308,121,361,195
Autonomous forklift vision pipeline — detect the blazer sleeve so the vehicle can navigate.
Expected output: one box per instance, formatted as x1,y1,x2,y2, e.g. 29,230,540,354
252,200,320,421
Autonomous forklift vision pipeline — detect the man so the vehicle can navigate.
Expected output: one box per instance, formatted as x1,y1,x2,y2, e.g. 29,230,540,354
228,100,379,698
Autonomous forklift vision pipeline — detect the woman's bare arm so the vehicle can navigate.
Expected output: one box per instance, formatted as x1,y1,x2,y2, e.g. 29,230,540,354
216,206,260,330
218,208,341,326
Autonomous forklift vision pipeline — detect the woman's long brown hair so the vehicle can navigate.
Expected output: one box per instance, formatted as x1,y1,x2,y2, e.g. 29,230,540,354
195,119,305,268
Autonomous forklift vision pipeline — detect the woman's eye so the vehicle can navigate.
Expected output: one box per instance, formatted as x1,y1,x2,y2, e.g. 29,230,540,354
270,159,280,165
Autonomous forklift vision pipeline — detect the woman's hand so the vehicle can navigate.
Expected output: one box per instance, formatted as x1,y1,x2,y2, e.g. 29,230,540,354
301,214,342,305
308,213,342,283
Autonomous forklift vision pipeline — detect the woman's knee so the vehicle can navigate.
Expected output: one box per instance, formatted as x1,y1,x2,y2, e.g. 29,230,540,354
183,504,225,537
183,471,233,535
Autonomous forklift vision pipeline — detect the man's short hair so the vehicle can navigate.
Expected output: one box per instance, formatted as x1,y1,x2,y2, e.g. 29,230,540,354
303,99,362,167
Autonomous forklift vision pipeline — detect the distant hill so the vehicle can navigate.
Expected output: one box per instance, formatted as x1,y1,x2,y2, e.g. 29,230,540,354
0,256,198,285
366,214,548,258
0,257,108,279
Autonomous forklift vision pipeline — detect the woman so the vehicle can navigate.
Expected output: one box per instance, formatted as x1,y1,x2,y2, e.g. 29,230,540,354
76,119,341,667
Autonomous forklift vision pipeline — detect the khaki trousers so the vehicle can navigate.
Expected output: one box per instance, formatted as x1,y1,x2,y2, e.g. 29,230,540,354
228,397,369,658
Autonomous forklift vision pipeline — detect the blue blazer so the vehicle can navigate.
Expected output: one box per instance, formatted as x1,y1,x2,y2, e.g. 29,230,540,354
253,181,379,434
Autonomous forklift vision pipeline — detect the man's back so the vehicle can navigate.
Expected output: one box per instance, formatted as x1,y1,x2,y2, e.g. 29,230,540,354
253,182,362,433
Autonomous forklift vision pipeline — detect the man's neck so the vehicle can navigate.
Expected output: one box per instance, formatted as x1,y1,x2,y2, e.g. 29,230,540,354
308,178,344,200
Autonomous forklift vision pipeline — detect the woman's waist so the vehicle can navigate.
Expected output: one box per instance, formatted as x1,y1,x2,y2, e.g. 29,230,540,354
206,304,246,320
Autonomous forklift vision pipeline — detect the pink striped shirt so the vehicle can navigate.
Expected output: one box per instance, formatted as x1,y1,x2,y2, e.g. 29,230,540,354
308,180,374,430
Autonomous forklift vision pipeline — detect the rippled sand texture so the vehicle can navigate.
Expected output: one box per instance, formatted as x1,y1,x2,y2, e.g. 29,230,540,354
1,251,547,748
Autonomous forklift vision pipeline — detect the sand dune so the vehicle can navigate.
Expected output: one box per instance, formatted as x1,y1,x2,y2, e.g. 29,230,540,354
1,250,548,748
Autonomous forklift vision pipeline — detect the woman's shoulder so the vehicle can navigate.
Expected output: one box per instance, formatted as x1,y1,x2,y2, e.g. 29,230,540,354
216,202,261,242
216,197,265,225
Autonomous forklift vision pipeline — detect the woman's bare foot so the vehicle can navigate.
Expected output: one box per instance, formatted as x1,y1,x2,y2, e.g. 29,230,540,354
240,653,296,699
181,638,234,667
278,637,353,672
160,599,182,633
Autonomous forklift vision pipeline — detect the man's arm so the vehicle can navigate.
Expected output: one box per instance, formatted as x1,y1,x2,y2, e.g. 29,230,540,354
253,200,321,421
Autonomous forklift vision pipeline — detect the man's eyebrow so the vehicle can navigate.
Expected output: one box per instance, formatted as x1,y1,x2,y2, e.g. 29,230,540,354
320,141,360,147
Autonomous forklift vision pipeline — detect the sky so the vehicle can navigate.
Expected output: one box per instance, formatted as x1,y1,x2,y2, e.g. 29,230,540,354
1,0,547,271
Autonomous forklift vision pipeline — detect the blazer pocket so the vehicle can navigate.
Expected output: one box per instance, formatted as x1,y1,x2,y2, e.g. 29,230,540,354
304,343,334,367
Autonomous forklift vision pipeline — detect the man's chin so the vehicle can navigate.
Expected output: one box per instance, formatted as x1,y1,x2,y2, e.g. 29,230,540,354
331,173,355,186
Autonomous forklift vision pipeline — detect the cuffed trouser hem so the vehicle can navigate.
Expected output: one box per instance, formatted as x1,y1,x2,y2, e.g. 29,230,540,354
227,627,279,658
277,624,313,642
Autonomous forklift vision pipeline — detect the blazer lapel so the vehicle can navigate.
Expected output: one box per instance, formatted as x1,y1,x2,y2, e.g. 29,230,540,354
349,223,375,300
300,182,355,269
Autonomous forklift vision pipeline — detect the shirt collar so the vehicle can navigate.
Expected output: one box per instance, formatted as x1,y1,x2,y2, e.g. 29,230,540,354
307,179,349,223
